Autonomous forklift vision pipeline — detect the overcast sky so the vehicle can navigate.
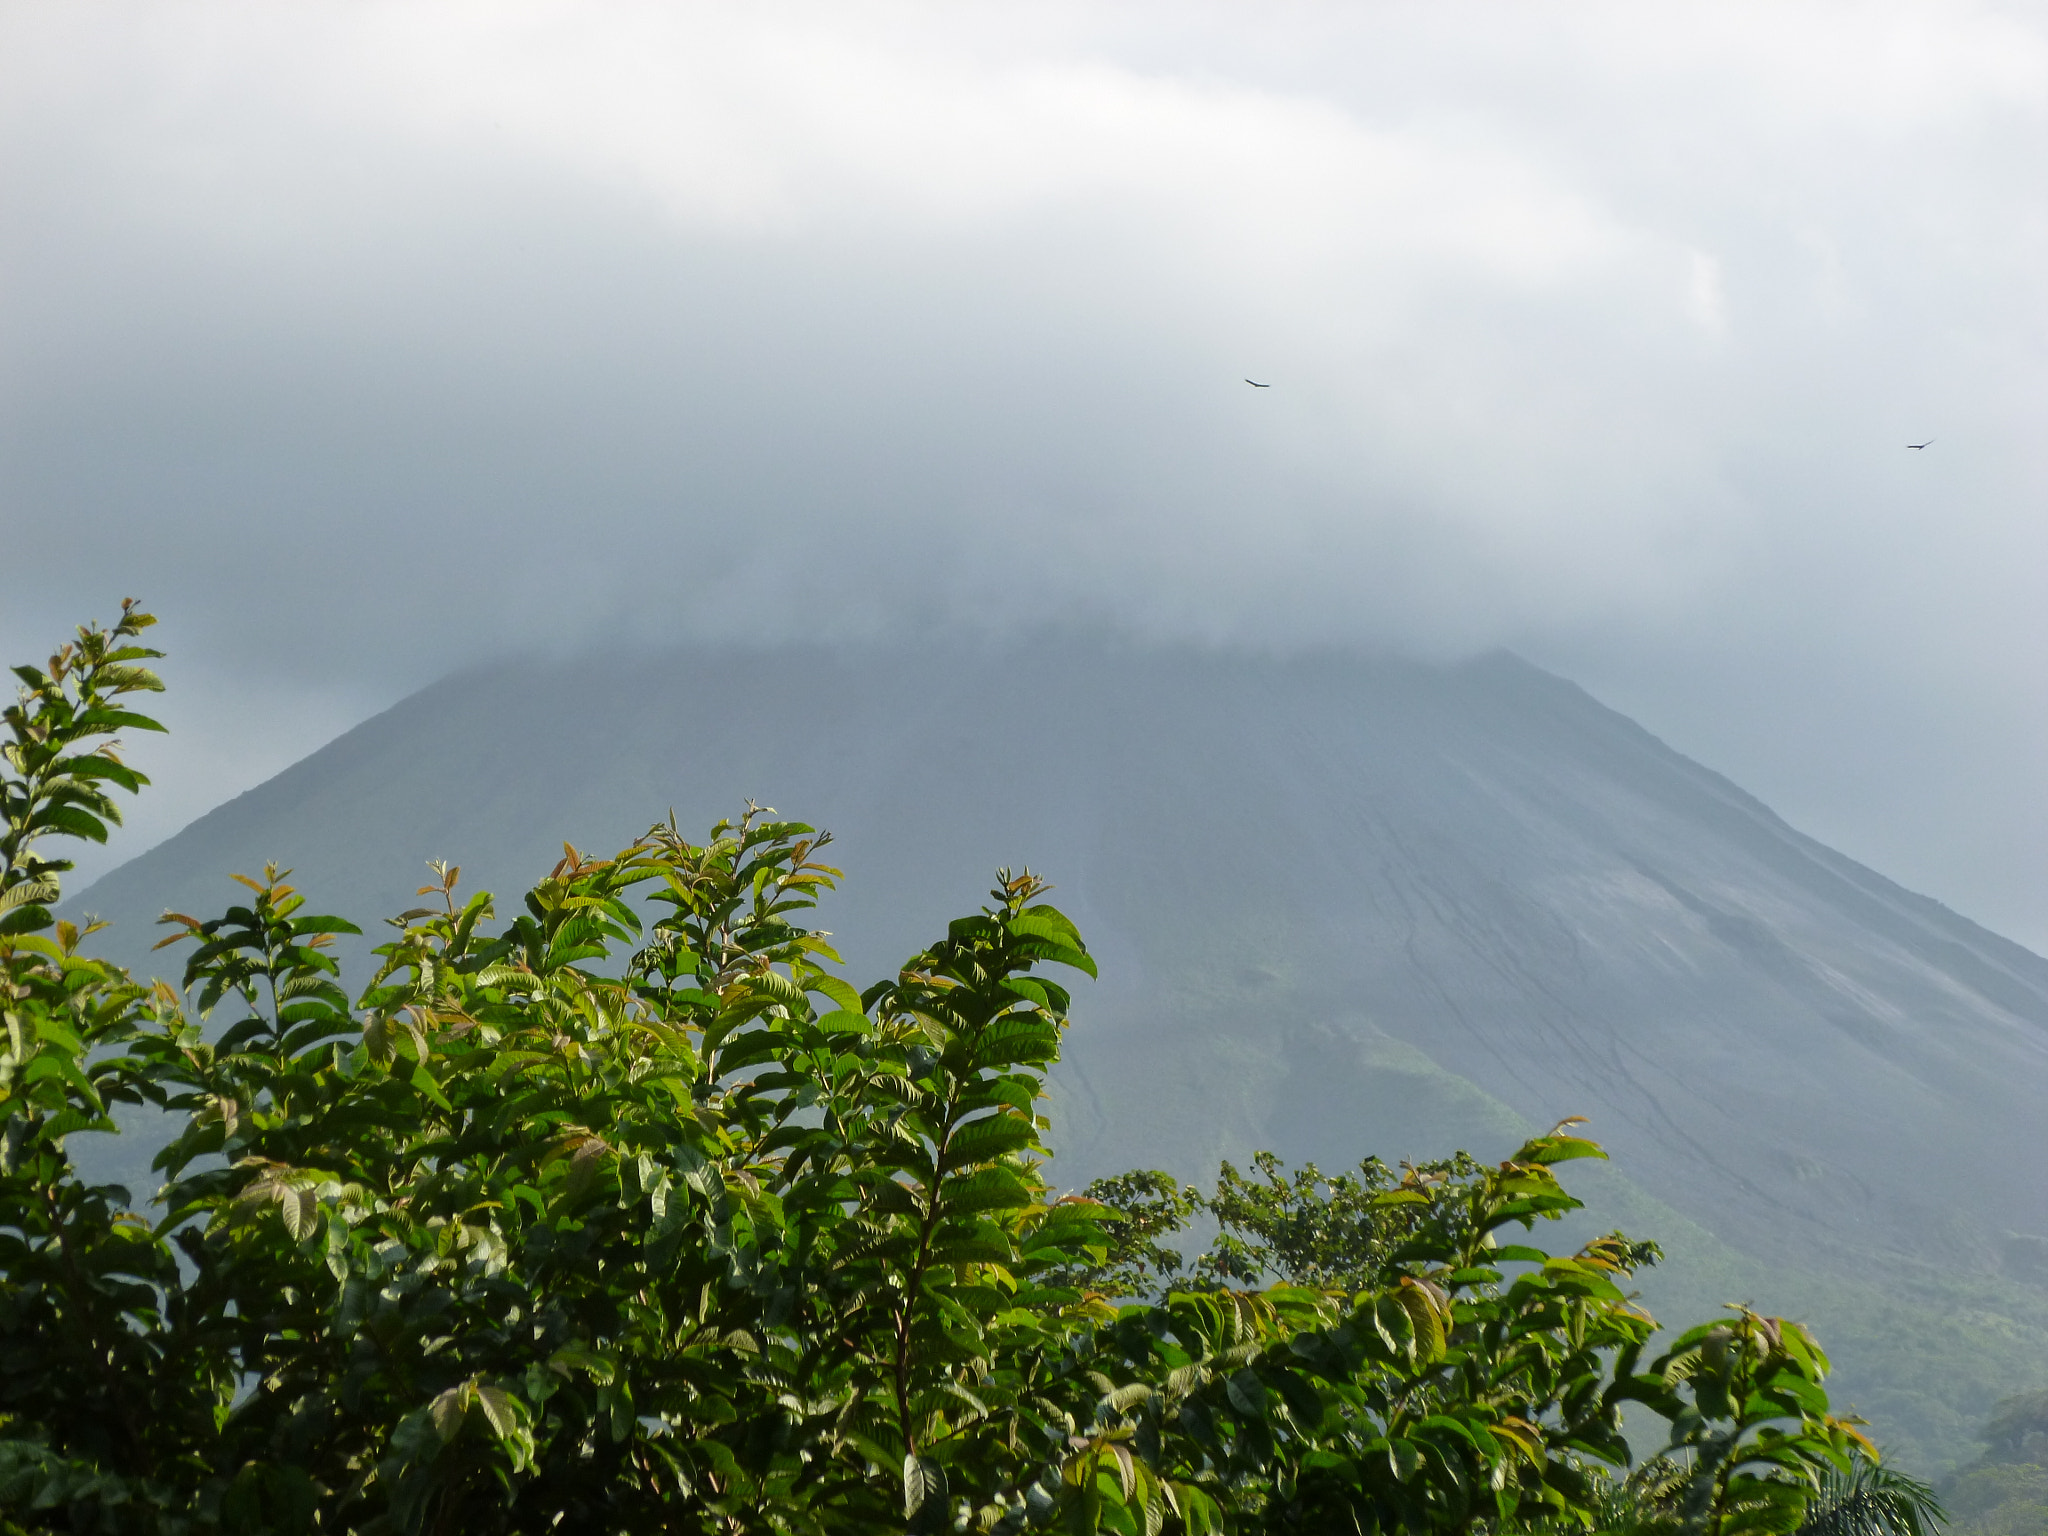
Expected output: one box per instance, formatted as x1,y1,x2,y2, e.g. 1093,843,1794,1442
4,1,2046,945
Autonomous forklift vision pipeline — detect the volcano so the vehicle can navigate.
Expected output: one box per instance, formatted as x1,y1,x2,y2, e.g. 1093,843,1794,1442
73,638,2048,1466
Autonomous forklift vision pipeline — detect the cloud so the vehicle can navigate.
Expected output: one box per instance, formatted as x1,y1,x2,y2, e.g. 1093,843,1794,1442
3,0,2046,938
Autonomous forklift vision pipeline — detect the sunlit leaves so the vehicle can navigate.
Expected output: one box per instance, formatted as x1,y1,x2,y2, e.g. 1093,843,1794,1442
1,600,163,915
0,604,213,1528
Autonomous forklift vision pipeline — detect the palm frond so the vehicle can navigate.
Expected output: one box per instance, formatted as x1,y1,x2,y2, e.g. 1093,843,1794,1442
1798,1457,1946,1536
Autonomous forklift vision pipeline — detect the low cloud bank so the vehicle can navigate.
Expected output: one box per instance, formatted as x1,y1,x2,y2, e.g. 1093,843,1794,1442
3,1,2044,940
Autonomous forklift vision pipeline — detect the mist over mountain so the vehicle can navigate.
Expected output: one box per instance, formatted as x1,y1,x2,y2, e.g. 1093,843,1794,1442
74,636,2048,1467
10,2,2048,962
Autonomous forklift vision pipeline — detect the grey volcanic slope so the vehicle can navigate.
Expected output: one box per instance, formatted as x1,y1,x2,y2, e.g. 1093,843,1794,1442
72,639,2048,1462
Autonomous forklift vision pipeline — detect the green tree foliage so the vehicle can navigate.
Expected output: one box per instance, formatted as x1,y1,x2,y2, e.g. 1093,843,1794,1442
1077,1164,1934,1536
1070,1148,1636,1299
1201,1150,1495,1294
1981,1398,2048,1469
1051,1170,1205,1300
2,607,1899,1534
1940,1393,2048,1536
0,603,193,1524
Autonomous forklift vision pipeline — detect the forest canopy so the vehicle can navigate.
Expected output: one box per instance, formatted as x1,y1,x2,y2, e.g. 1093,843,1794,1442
0,606,1918,1535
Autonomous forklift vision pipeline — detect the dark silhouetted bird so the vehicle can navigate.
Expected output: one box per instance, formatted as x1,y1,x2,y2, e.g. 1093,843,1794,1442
1245,379,1270,387
1908,439,1934,449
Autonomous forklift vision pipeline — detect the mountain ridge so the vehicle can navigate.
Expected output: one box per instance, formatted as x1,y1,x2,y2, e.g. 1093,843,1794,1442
69,637,2048,1466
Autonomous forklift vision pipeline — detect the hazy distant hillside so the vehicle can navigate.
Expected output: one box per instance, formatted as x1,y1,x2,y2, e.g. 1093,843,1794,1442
72,638,2048,1468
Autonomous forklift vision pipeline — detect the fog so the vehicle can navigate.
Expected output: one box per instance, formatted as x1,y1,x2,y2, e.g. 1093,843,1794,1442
3,2,2045,944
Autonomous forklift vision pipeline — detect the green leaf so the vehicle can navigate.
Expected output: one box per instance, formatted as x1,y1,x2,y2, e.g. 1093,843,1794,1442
281,1185,318,1240
475,1385,521,1437
410,1063,454,1111
904,1454,947,1519
811,974,865,1015
430,1385,471,1443
939,1166,1037,1216
945,1113,1037,1167
1226,1369,1267,1418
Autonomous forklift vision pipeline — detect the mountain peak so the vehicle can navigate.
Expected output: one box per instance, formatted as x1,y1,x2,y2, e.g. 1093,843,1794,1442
72,637,2048,1467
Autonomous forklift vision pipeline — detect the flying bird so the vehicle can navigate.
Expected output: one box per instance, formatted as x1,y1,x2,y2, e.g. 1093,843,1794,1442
1908,439,1934,449
1245,378,1271,388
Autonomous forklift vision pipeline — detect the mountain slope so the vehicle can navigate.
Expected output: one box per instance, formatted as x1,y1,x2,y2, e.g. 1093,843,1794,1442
73,638,2048,1465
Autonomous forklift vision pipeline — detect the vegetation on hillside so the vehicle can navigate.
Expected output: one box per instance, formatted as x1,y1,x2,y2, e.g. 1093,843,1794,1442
1938,1393,2048,1536
0,607,1931,1533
